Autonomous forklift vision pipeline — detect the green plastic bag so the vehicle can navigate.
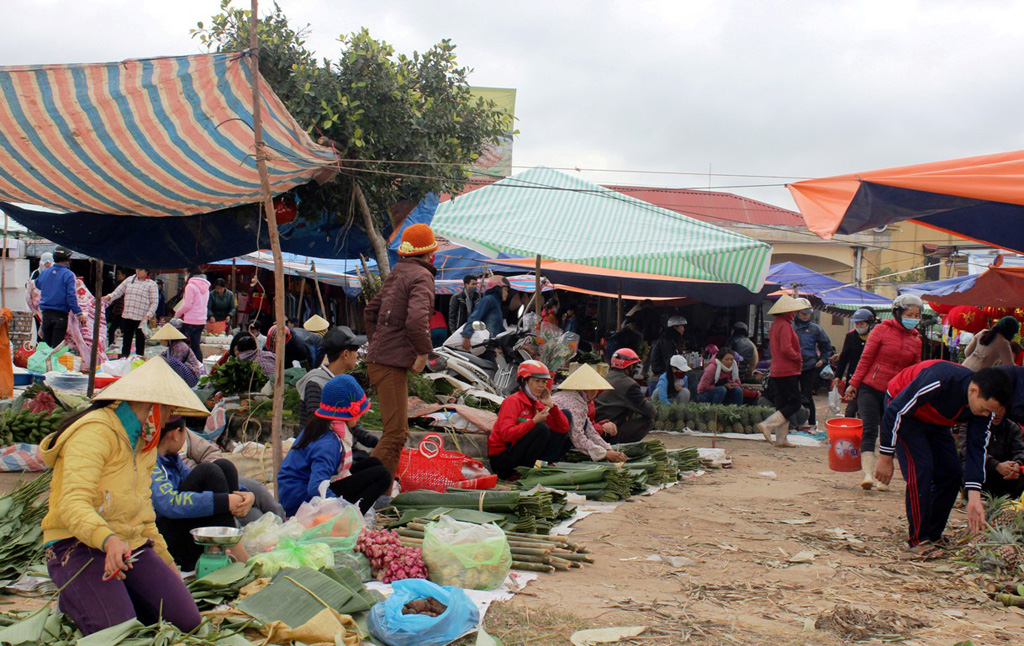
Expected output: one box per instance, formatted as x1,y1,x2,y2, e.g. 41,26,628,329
422,515,511,590
27,343,70,374
333,551,373,582
296,498,365,552
249,539,334,576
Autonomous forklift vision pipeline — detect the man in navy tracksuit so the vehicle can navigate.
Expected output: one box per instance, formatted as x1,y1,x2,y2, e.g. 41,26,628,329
874,360,1011,548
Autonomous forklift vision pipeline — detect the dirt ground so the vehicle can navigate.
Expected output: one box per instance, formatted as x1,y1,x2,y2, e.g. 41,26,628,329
484,431,1024,646
5,416,1024,645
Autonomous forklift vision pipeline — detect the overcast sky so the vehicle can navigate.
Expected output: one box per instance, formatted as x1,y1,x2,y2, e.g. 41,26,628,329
3,0,1023,211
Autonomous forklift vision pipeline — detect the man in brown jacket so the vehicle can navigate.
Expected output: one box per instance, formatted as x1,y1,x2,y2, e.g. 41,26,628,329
364,224,438,476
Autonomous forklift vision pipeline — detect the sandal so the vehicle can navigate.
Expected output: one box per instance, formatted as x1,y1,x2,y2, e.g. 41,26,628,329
902,542,946,560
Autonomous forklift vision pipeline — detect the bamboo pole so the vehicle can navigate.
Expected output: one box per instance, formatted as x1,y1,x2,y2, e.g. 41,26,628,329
1,212,8,309
535,255,542,318
87,260,103,398
310,261,327,320
616,278,622,330
249,0,286,484
297,277,307,322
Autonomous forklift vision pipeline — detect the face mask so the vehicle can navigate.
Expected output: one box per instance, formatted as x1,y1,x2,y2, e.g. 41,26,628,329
854,325,868,335
901,317,920,330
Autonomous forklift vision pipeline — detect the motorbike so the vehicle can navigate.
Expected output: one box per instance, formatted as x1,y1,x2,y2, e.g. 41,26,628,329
424,322,534,405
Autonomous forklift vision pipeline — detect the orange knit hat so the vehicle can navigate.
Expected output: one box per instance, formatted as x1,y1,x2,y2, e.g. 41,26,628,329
397,223,439,257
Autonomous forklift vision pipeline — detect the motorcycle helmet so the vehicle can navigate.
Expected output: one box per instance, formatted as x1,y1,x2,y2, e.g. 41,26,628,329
666,315,687,328
266,325,292,353
610,348,641,370
517,360,552,383
851,308,875,323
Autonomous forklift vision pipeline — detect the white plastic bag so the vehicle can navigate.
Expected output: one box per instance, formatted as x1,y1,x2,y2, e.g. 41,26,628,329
241,514,305,554
828,385,842,415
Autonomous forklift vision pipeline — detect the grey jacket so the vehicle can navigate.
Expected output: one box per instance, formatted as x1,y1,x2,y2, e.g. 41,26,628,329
595,369,657,427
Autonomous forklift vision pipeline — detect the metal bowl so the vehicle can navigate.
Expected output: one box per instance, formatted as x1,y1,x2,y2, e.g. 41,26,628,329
190,526,243,545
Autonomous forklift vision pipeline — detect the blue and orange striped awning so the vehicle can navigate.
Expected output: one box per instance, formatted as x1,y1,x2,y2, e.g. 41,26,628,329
0,52,338,216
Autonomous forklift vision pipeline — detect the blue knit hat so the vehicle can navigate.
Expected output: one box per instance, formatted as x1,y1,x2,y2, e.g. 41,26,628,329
316,374,370,421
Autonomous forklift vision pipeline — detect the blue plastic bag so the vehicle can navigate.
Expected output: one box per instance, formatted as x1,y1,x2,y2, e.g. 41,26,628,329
368,578,480,646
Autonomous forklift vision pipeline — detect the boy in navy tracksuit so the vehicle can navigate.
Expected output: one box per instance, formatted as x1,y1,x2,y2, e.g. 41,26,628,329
875,360,1012,549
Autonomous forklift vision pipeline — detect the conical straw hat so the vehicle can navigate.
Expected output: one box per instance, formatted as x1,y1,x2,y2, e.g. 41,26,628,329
768,294,805,315
558,363,613,391
94,356,210,416
151,323,186,341
303,314,330,333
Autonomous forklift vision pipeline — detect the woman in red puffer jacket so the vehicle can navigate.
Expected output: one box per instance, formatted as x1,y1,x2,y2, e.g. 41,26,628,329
845,294,924,491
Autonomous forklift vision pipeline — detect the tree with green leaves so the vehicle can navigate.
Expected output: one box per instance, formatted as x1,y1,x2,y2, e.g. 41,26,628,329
193,1,512,275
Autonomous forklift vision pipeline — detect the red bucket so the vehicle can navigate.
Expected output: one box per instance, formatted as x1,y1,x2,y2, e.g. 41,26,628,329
825,417,863,472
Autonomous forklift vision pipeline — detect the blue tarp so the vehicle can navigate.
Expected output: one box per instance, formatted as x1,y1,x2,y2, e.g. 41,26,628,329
767,261,891,308
898,274,975,298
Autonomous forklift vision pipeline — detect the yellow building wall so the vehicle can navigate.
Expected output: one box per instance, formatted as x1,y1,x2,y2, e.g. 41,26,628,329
873,222,973,282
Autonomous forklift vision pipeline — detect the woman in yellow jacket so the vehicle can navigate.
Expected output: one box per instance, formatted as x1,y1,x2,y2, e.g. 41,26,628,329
39,357,209,635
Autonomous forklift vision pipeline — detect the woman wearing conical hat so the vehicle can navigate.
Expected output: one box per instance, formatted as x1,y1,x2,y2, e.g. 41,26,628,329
38,357,209,636
756,295,807,447
552,364,628,463
152,322,203,386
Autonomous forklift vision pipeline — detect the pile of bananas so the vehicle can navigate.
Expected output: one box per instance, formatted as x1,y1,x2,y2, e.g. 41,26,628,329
0,409,64,446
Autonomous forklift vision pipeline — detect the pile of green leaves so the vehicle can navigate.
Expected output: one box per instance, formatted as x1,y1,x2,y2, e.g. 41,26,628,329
236,566,380,625
0,471,51,582
0,610,253,646
515,463,635,502
203,358,269,396
188,561,258,609
384,489,574,535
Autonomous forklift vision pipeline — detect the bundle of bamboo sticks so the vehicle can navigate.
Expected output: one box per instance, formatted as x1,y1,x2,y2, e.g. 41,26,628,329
395,520,594,574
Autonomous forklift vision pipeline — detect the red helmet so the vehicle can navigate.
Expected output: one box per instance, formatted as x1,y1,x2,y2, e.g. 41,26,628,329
610,348,641,370
517,360,551,382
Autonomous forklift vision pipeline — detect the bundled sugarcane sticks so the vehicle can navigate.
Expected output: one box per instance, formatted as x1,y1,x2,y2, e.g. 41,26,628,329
394,520,593,575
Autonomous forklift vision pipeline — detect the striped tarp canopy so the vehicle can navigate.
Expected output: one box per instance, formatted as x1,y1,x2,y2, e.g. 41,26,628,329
435,274,553,296
431,167,772,293
0,52,337,216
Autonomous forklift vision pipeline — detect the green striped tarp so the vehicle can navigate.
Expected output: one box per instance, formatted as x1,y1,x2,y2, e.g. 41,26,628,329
431,167,772,292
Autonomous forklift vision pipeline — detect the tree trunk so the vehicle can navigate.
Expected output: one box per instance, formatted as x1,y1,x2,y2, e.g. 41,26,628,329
353,179,392,277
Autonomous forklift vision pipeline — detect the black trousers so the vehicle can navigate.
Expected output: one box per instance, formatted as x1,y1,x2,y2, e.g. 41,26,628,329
857,385,886,453
615,416,654,443
798,368,818,425
107,312,123,346
489,423,572,480
119,318,146,358
41,310,69,349
328,457,392,514
181,324,204,361
773,375,803,420
156,460,239,571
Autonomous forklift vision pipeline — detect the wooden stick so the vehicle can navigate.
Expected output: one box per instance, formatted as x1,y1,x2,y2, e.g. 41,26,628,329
535,255,542,318
87,260,104,398
310,261,327,320
1,211,7,310
511,561,554,573
248,0,286,487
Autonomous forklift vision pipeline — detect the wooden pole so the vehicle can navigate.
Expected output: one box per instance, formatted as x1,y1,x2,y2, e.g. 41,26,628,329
249,0,286,484
616,279,623,330
230,258,237,328
297,277,307,322
1,212,8,309
87,259,104,397
535,255,542,318
310,261,327,320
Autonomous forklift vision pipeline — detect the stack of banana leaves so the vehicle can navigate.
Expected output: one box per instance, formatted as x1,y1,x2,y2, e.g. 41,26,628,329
564,438,688,489
668,446,701,472
380,488,576,535
515,463,636,501
0,471,52,583
188,561,258,609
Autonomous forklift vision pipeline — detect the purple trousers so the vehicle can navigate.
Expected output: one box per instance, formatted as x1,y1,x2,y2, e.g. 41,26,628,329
46,539,201,635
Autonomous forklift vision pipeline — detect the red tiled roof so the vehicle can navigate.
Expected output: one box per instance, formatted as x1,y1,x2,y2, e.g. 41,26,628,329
604,185,805,227
442,177,803,227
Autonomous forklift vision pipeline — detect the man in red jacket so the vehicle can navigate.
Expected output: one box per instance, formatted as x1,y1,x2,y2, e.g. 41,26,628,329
758,295,807,446
364,224,438,476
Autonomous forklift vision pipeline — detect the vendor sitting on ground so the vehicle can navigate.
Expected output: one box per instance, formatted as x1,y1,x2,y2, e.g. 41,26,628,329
277,374,393,516
595,348,657,443
296,326,368,428
153,322,203,387
489,360,571,479
697,348,744,405
235,333,276,379
39,357,206,636
960,416,1024,499
151,416,253,571
652,354,692,405
179,428,285,522
553,364,627,462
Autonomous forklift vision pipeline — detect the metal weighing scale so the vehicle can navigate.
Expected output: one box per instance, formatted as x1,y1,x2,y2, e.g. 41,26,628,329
191,526,243,578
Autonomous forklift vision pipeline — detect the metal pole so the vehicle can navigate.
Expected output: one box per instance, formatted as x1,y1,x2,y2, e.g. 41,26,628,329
87,259,104,397
249,0,286,484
